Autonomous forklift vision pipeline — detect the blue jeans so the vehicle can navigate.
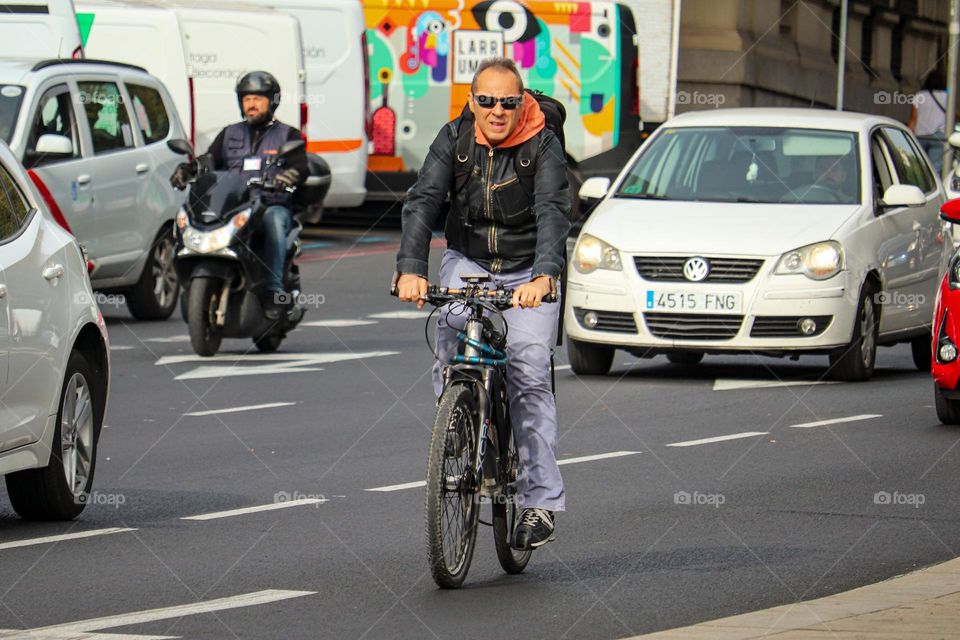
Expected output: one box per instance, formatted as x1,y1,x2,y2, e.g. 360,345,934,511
432,250,565,512
260,205,292,292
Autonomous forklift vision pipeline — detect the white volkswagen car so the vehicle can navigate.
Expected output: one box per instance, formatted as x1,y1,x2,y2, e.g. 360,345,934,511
0,140,109,519
567,108,947,381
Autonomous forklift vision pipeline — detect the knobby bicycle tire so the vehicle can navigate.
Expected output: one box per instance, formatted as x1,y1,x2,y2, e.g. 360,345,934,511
425,383,481,588
492,435,532,574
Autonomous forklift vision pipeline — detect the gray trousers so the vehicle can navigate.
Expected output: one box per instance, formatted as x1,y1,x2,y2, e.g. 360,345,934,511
431,250,565,512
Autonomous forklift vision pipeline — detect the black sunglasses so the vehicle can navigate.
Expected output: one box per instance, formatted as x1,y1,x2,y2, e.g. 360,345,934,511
473,94,523,110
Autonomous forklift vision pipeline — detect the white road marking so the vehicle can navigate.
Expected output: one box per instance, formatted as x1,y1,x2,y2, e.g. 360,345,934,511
301,319,378,328
11,589,315,636
666,432,769,447
789,414,882,429
0,527,136,551
109,345,135,351
163,351,399,381
156,351,397,366
184,402,296,417
367,310,433,319
713,378,840,391
365,450,641,492
144,335,190,343
0,631,176,638
181,498,326,521
554,364,572,371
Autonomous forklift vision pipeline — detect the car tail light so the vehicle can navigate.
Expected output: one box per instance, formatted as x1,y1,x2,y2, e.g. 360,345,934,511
361,31,372,140
630,54,640,117
188,76,197,147
72,45,84,60
27,169,73,235
371,106,396,156
300,102,308,142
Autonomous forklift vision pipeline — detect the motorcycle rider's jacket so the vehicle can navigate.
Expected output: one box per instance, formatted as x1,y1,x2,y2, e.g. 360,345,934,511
206,119,308,207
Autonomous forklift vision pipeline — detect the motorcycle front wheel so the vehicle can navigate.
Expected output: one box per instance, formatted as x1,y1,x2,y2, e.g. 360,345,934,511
187,278,223,357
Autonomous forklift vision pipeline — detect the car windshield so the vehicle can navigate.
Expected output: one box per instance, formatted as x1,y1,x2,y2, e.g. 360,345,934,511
187,171,247,219
616,126,861,205
0,85,25,143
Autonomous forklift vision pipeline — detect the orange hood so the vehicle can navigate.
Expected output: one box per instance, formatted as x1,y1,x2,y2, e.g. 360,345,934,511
475,95,545,149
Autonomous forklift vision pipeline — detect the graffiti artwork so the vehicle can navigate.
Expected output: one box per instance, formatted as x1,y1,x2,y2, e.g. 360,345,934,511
363,0,630,174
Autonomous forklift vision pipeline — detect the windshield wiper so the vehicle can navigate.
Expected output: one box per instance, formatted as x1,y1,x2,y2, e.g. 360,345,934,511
615,193,670,200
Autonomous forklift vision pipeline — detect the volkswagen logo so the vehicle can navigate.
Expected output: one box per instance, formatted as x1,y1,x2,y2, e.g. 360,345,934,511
683,257,710,282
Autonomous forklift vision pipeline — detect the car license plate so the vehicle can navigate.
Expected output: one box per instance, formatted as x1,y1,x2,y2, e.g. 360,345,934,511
644,290,743,313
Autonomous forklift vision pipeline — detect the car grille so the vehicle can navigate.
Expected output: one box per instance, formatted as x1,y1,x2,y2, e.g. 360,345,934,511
633,256,765,283
750,316,833,338
643,312,743,340
573,308,637,334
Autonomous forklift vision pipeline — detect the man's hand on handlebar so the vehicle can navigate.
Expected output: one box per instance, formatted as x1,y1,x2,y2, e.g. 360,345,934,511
397,274,428,309
512,276,554,309
275,168,300,189
170,162,196,191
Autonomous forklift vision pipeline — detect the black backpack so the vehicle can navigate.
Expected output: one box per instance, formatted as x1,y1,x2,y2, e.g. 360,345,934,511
452,89,567,200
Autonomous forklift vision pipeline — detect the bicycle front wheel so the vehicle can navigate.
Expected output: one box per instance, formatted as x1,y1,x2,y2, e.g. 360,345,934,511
425,383,481,588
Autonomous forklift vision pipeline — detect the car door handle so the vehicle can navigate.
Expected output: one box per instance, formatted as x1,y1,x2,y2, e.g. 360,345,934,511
135,163,149,174
77,174,91,185
42,265,64,282
0,285,6,299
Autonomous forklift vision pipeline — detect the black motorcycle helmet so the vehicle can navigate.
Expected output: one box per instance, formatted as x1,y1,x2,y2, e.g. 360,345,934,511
236,70,281,119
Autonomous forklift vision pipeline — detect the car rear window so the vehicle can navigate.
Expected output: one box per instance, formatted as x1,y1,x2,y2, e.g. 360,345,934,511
0,85,25,143
617,126,861,205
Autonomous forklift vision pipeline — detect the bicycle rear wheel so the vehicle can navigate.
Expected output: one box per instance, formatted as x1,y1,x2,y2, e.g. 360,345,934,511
425,384,481,588
493,434,532,574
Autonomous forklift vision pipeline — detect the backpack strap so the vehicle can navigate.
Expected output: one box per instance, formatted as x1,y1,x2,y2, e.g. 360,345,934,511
452,118,474,195
514,135,538,198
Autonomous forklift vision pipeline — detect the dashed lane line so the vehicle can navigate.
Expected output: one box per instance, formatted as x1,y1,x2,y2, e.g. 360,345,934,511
0,528,136,551
181,498,327,521
789,414,882,428
666,432,769,447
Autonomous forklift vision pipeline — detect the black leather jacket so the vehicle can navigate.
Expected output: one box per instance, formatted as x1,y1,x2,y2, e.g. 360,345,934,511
397,117,571,279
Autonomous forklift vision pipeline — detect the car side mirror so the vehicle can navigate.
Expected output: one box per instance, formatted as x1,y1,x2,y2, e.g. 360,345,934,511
881,184,926,209
166,138,194,157
34,134,73,156
949,131,960,149
579,177,611,203
940,198,960,224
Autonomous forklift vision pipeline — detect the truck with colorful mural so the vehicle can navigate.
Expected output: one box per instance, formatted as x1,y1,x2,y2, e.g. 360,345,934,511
362,0,641,209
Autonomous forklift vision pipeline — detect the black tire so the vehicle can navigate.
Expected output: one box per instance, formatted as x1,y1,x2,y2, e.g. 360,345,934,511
492,436,532,574
187,278,222,357
911,334,932,372
567,338,614,375
935,384,960,424
829,283,879,382
426,384,480,589
126,231,179,320
6,351,102,520
666,352,704,366
179,281,189,323
254,333,283,353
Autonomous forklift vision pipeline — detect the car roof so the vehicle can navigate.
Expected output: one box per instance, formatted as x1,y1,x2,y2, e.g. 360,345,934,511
0,58,153,85
665,107,903,132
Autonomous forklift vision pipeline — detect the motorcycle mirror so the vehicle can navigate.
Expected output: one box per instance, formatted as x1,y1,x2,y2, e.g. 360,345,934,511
167,138,194,158
277,140,304,157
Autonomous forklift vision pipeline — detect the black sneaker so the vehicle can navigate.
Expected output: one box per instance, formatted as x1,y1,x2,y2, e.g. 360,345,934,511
263,290,289,320
513,508,555,550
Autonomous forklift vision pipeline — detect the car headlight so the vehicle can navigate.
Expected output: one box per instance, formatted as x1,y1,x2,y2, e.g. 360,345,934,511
774,241,843,280
574,234,622,274
182,208,251,253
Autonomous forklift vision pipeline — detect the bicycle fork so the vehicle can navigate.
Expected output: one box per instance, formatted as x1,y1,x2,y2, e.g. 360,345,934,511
458,319,500,489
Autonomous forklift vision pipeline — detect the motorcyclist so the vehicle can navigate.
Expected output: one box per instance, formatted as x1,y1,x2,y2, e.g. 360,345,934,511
170,70,307,320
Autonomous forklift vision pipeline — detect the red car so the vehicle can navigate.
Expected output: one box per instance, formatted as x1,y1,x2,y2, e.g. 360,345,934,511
933,198,960,423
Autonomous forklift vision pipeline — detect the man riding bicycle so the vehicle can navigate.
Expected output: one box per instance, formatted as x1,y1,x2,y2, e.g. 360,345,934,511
395,57,571,550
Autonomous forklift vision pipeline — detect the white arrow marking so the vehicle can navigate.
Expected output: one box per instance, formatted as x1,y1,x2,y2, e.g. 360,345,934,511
165,351,399,380
157,351,398,367
8,590,315,636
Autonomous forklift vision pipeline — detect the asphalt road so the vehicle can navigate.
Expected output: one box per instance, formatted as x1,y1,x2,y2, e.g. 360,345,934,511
0,227,957,639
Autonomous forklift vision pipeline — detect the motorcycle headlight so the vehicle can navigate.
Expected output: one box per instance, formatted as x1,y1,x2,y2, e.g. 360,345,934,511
175,208,187,230
182,208,251,253
775,241,843,281
574,234,622,274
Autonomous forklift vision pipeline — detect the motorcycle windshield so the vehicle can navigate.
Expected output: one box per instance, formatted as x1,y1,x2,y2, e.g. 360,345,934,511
187,171,247,218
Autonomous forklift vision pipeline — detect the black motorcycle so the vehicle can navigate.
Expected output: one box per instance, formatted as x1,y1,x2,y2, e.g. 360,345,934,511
166,138,330,356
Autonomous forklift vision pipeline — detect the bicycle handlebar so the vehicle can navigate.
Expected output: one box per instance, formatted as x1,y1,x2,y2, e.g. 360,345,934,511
390,283,558,309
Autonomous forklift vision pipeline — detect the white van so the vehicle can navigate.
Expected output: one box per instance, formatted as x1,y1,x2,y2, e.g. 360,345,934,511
76,0,194,141
0,0,83,60
253,0,368,208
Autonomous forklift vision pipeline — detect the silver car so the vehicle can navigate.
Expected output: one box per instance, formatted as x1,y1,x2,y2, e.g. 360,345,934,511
0,138,109,520
0,58,186,319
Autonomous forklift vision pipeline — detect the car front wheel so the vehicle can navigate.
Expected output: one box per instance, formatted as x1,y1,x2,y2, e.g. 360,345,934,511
126,232,179,320
829,283,879,382
935,384,960,424
567,338,614,375
5,351,102,520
